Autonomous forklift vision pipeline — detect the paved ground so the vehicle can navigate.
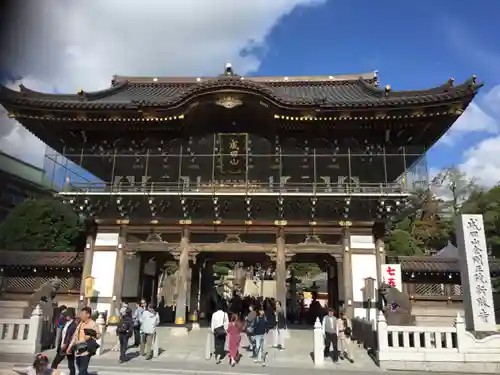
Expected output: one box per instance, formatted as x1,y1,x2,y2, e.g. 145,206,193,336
0,328,378,374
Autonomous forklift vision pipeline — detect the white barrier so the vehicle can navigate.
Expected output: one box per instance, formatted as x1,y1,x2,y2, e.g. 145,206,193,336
376,312,500,373
313,317,324,366
0,305,43,354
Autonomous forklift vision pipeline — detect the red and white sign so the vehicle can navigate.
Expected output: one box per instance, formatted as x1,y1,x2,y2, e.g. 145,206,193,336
381,264,402,292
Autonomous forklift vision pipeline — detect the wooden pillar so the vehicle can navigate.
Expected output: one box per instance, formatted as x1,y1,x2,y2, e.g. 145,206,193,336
80,234,95,306
373,222,386,289
189,260,201,327
342,226,354,318
110,225,127,318
175,228,190,325
327,261,338,310
276,227,287,314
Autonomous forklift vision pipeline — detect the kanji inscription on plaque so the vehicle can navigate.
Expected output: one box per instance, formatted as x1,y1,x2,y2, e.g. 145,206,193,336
456,214,495,331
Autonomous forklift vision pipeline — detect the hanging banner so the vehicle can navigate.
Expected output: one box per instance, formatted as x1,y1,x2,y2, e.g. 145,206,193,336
218,133,247,175
380,264,402,292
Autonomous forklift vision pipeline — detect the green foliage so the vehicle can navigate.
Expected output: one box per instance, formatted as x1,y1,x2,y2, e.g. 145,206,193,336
289,262,322,278
387,166,499,257
461,186,500,257
386,229,423,255
213,262,233,276
0,198,82,251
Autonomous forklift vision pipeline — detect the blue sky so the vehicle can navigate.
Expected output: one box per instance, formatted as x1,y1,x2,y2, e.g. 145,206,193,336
257,0,500,176
0,0,499,186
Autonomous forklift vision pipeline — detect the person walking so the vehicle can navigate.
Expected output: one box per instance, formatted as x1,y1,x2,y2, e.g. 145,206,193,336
322,308,338,362
244,305,257,355
273,301,287,350
210,304,229,364
227,314,243,366
51,307,77,375
139,304,160,360
67,307,101,375
132,300,146,347
53,306,67,350
253,307,268,366
337,313,353,362
116,308,134,363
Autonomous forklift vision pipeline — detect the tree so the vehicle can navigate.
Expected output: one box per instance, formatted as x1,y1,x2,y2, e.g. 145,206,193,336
385,229,423,256
431,166,478,216
289,262,322,278
213,262,234,276
388,191,452,254
0,198,82,251
461,185,500,257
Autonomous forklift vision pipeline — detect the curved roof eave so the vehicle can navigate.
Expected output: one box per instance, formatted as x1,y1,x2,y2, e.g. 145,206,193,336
0,75,482,112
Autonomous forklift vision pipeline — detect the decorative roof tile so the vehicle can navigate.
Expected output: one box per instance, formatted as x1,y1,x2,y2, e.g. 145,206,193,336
0,251,83,267
396,255,500,274
0,71,482,111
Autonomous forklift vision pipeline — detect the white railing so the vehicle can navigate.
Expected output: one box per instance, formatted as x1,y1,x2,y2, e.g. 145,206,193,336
375,312,500,373
0,305,43,354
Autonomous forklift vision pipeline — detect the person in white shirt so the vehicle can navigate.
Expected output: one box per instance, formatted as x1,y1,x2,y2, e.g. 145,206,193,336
210,305,229,364
321,308,339,362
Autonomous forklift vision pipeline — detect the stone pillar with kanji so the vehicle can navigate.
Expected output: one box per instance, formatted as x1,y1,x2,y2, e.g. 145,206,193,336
456,214,496,331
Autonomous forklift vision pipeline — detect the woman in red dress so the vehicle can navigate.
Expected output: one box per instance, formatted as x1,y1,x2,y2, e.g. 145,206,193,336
227,313,243,366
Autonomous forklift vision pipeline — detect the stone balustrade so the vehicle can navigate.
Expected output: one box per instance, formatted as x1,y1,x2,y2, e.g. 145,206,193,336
351,312,500,373
0,305,43,354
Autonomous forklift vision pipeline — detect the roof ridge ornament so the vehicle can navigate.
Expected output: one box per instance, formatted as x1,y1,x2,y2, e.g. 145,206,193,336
224,63,234,76
215,95,243,109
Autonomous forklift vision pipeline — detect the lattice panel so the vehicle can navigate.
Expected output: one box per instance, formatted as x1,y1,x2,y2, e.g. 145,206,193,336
74,278,81,291
452,284,463,295
5,276,81,292
6,276,36,290
414,283,445,296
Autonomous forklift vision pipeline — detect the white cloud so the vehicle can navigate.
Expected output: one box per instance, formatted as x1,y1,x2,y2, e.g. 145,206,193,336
0,0,326,166
456,85,500,186
439,101,499,146
460,136,500,187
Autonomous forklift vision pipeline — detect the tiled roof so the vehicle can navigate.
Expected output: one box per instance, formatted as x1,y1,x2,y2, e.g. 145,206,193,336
0,71,482,111
396,256,500,274
0,251,83,267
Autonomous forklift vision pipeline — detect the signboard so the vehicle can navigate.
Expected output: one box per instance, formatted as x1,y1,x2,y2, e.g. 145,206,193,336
218,133,247,174
380,264,402,292
456,214,496,331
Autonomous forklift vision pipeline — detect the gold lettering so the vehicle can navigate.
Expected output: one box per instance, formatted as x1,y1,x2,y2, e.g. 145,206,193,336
229,139,239,150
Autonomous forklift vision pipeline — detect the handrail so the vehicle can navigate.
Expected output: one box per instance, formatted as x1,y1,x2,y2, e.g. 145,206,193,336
60,181,412,195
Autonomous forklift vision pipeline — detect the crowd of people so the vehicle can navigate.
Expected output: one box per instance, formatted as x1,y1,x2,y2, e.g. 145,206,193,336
27,292,352,374
208,293,353,367
29,306,101,375
210,297,288,367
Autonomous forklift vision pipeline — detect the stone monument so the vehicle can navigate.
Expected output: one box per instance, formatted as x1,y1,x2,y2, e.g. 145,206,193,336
378,282,414,325
456,214,496,332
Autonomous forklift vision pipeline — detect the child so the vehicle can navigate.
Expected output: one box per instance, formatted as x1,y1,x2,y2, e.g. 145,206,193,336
27,353,65,375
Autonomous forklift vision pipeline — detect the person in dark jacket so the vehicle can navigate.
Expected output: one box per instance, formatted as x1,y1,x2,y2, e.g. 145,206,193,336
51,307,77,375
116,308,134,363
252,307,268,366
